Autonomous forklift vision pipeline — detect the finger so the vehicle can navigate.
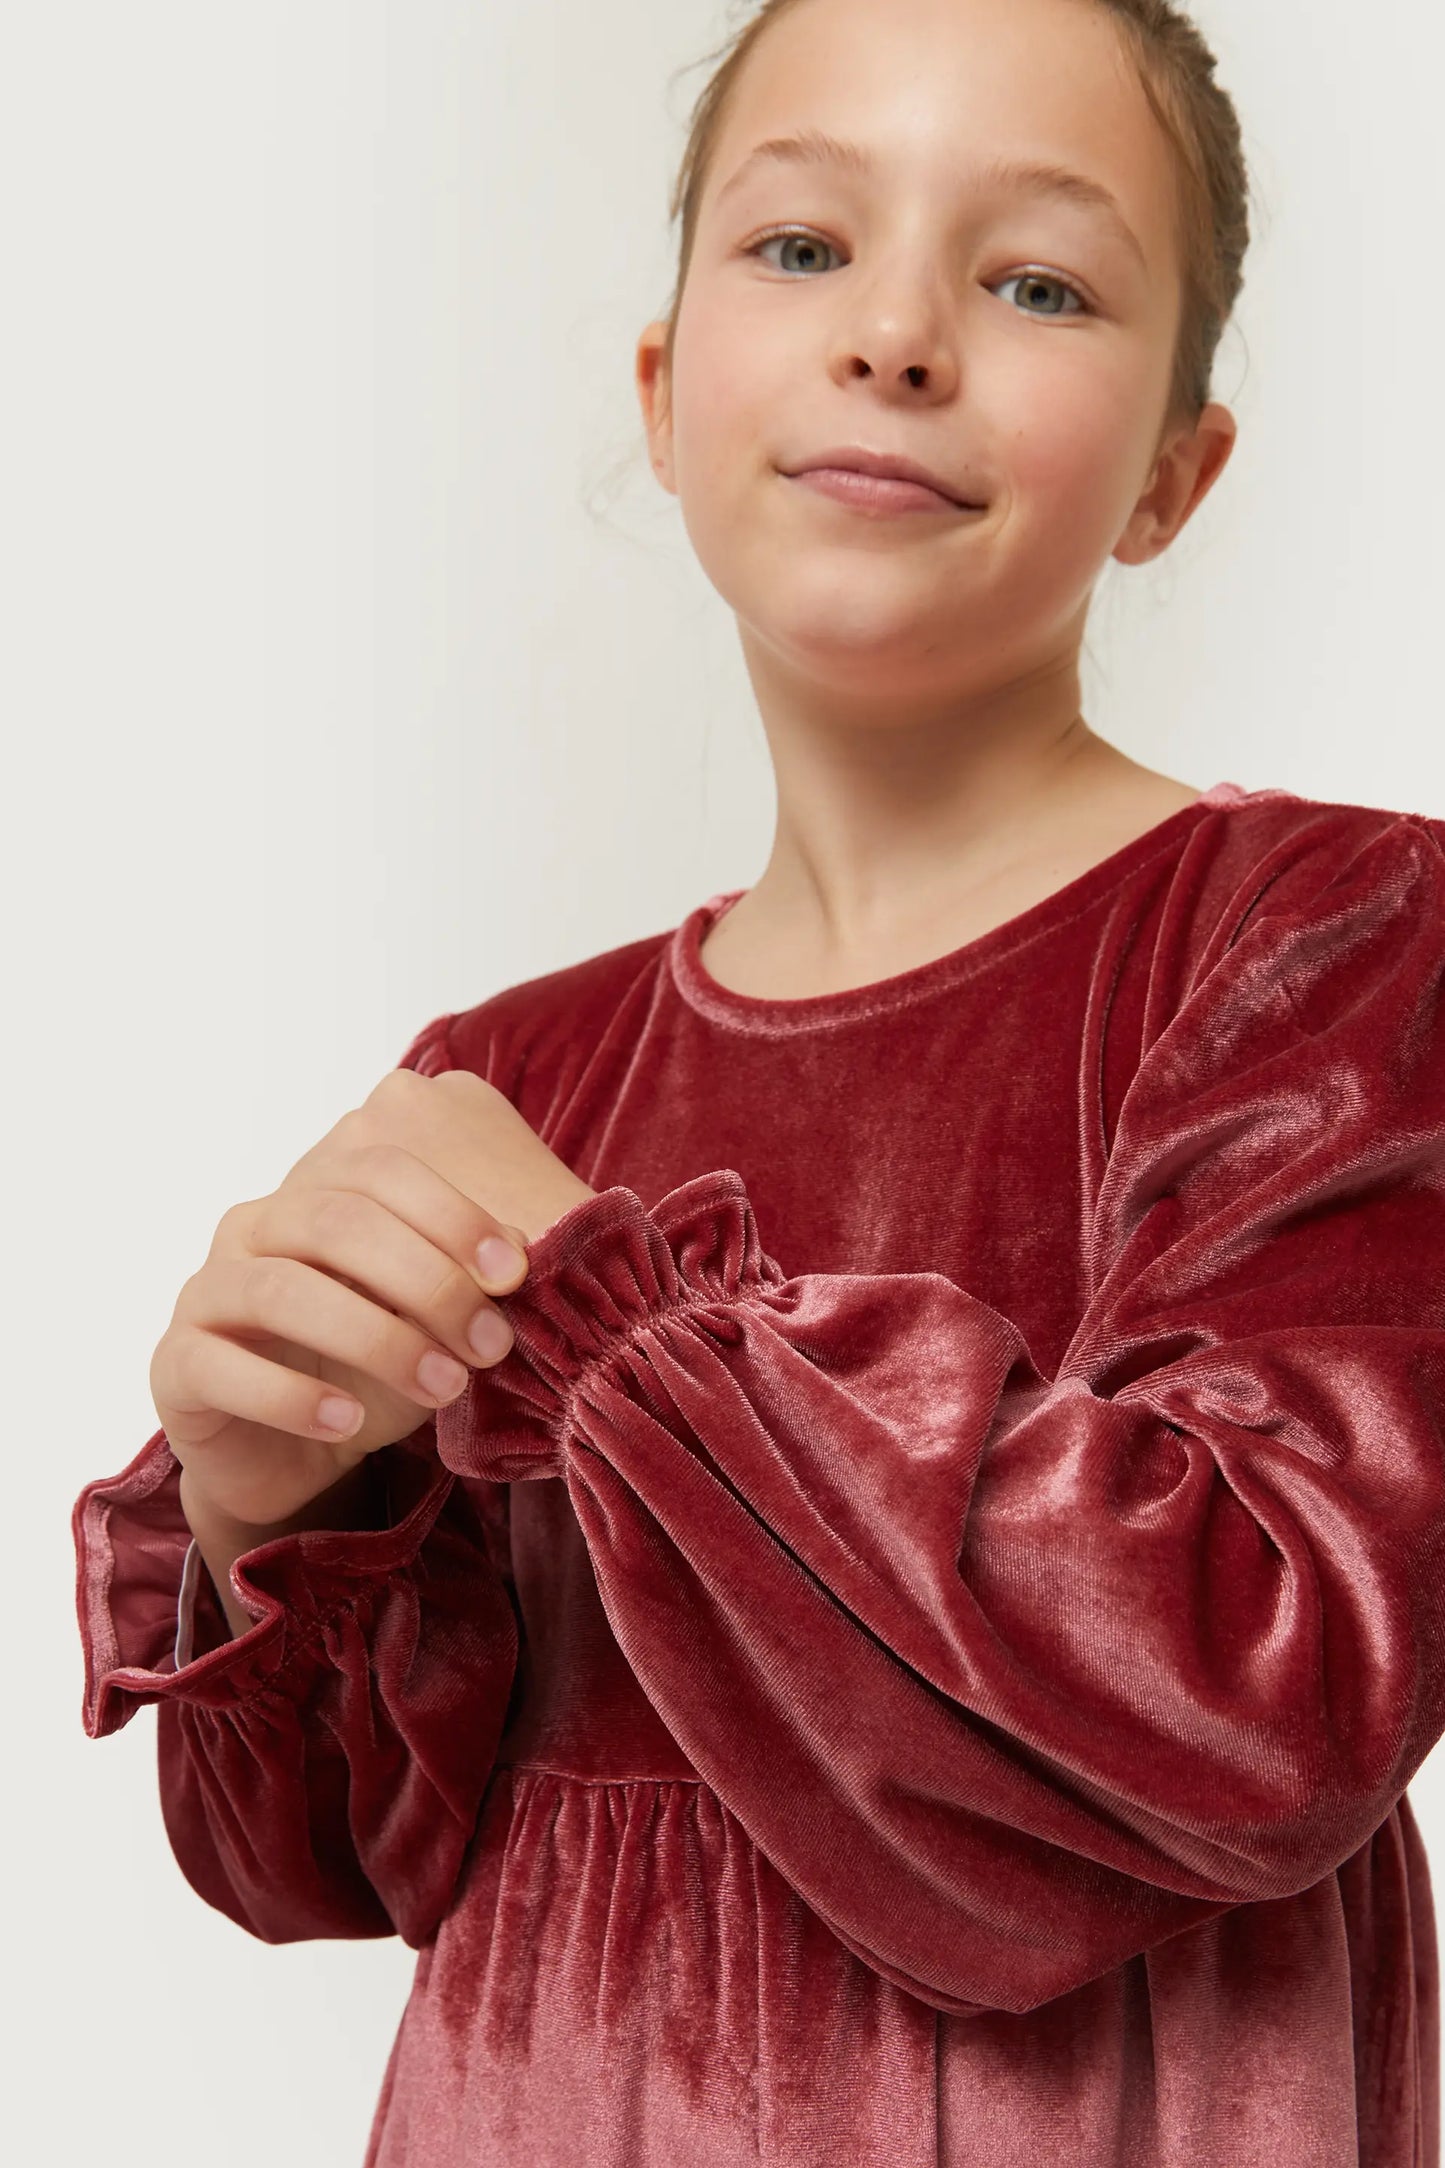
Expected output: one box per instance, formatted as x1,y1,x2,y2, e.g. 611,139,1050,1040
270,1141,530,1296
181,1250,492,1413
157,1329,372,1449
249,1177,518,1370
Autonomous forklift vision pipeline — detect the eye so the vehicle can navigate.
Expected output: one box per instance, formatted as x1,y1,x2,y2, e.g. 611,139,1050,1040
993,270,1093,318
742,229,1095,317
745,228,843,278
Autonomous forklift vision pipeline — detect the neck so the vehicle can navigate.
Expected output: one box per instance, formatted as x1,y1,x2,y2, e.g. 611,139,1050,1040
746,717,1149,952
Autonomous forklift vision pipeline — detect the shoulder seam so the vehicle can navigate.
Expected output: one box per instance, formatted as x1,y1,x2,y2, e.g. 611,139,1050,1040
1402,812,1445,867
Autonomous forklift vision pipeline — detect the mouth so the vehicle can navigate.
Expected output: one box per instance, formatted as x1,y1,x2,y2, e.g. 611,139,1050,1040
781,467,988,518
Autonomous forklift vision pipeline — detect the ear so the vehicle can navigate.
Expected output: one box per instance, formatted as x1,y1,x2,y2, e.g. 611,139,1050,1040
1113,402,1238,567
636,320,677,497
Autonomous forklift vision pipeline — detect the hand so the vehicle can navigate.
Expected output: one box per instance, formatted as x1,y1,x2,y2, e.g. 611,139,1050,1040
363,1065,598,1250
152,1066,597,1533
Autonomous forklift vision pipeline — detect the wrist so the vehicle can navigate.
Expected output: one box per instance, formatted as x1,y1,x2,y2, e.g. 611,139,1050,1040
516,1176,599,1248
178,1457,380,1550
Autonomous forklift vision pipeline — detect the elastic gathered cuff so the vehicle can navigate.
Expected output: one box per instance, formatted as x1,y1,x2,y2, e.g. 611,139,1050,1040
434,1171,786,1482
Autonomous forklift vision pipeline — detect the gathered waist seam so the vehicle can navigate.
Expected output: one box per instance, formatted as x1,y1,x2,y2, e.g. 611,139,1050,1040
494,1760,707,1787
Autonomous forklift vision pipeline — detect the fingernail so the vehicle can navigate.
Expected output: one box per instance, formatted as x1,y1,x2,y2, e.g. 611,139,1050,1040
317,1395,364,1435
469,1311,513,1362
417,1352,469,1401
476,1237,526,1288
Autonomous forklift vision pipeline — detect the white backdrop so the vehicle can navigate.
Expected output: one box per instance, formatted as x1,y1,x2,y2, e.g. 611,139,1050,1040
9,2,1443,2160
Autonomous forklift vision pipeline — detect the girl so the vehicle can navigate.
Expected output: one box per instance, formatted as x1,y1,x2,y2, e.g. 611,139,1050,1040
73,0,1445,2162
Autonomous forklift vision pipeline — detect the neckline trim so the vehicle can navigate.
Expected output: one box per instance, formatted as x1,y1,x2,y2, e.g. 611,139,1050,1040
669,781,1281,1034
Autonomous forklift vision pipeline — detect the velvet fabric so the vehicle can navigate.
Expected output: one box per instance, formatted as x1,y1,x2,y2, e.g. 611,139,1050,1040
72,779,1445,2165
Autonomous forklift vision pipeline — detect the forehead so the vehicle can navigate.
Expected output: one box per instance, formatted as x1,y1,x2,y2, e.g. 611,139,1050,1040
707,0,1177,265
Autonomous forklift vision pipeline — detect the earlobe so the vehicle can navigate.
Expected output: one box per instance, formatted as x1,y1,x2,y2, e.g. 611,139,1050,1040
1112,471,1177,568
1112,513,1165,570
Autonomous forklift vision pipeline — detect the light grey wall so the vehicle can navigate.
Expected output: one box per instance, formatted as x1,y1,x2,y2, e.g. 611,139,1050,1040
10,3,1441,2159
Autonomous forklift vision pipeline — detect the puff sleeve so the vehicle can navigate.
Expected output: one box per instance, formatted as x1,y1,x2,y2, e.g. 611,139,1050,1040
435,819,1445,2016
71,1011,519,1948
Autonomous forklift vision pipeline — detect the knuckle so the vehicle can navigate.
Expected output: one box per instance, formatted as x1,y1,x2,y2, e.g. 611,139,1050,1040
418,1251,466,1320
147,1342,170,1402
154,1327,193,1405
240,1253,297,1315
350,1139,407,1183
366,1067,420,1107
170,1271,203,1327
170,1266,210,1335
327,1106,371,1152
379,1314,429,1385
212,1197,260,1253
307,1186,366,1247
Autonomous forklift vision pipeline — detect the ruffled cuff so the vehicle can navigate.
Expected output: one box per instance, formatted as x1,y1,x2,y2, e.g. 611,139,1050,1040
73,1418,456,1738
434,1169,786,1482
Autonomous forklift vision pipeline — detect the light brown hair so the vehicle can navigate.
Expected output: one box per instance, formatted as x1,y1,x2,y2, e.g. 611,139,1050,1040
660,0,1253,440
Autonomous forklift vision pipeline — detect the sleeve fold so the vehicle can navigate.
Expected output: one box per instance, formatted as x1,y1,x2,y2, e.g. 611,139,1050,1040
433,817,1445,2015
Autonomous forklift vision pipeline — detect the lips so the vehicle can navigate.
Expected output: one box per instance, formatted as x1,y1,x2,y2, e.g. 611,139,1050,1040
787,469,971,516
783,446,983,509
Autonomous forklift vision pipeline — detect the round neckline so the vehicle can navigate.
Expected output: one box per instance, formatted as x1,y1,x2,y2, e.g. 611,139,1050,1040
669,780,1280,1033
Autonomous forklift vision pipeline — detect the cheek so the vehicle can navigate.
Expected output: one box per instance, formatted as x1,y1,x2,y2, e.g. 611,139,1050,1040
671,375,744,498
1000,374,1152,548
668,293,783,489
998,362,1114,480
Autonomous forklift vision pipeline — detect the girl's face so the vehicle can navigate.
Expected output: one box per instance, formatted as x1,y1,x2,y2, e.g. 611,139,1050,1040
638,0,1233,711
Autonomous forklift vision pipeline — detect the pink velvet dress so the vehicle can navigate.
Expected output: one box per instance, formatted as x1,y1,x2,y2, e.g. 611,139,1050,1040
73,779,1445,2166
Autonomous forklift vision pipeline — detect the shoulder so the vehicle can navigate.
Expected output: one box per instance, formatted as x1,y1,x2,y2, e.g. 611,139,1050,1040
397,921,679,1091
1138,788,1445,1083
1183,788,1445,956
1090,789,1445,1084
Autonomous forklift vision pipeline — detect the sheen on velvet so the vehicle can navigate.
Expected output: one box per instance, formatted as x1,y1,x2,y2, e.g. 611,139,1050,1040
71,782,1445,2167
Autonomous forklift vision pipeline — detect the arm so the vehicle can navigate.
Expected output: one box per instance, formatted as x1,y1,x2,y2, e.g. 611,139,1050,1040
75,1420,519,1949
180,1456,386,1644
71,1011,520,1949
433,816,1445,2015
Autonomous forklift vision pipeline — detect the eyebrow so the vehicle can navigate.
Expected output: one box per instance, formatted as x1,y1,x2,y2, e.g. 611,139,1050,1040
715,127,1149,272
